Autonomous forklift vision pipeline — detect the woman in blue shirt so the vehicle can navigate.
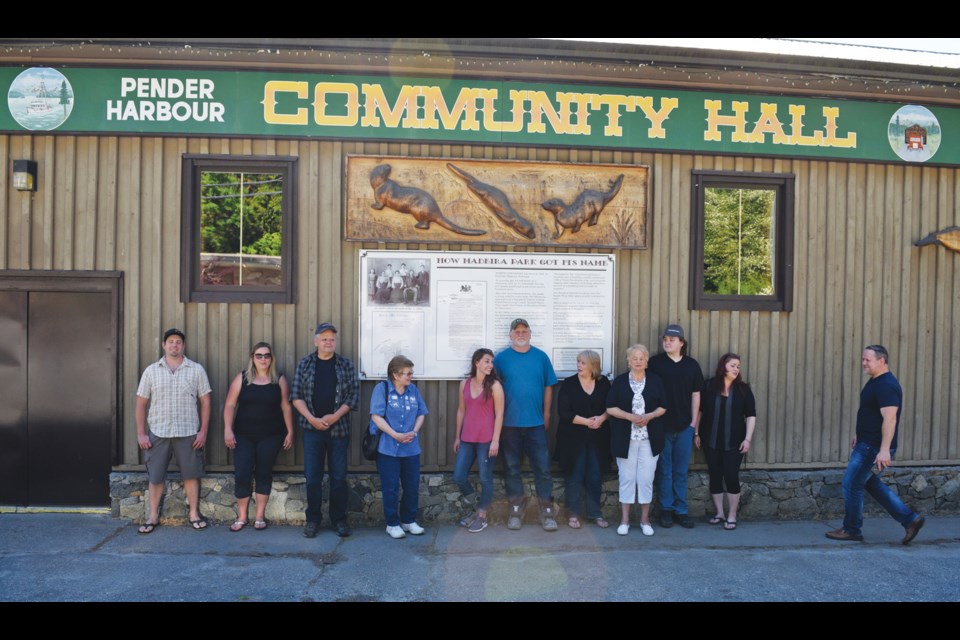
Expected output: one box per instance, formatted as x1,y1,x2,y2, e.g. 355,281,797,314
370,355,429,538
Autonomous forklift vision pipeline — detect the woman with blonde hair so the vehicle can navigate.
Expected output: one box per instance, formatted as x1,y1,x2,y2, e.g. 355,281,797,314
555,350,611,529
224,342,294,531
606,344,667,536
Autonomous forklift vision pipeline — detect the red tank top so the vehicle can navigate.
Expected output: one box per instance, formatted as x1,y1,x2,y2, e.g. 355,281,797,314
461,381,496,443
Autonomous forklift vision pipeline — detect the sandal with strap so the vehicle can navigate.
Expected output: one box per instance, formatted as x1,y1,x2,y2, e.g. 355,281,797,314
230,520,248,532
568,516,582,529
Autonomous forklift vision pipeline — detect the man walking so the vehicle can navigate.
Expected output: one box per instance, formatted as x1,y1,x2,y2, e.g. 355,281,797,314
494,318,559,531
290,323,359,538
826,345,925,544
647,324,703,529
136,328,212,533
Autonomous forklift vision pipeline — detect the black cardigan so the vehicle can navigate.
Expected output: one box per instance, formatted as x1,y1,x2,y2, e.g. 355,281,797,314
605,371,667,458
554,375,612,473
699,378,756,451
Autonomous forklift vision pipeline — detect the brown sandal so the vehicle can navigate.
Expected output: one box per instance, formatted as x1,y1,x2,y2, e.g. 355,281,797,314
594,517,610,528
568,516,582,529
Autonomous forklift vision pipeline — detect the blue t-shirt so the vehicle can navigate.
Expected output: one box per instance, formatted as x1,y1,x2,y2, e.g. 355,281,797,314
856,371,902,449
494,346,558,427
369,380,429,457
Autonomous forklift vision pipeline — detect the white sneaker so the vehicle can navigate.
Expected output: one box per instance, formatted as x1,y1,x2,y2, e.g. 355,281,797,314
386,525,406,539
401,521,425,535
617,523,630,536
640,523,655,536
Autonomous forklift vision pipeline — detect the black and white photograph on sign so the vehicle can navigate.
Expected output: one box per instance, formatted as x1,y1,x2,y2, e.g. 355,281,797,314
367,258,430,306
359,250,615,379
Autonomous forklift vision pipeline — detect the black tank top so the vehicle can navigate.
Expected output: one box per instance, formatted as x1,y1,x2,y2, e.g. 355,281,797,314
234,379,285,437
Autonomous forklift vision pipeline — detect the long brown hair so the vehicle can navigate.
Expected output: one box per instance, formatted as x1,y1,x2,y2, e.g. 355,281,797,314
468,348,500,400
708,352,748,395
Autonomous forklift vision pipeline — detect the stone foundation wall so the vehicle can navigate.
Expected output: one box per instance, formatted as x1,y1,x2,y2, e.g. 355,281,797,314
111,467,960,526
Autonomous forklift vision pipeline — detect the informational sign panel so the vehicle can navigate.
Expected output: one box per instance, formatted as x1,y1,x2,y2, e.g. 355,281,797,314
358,250,615,379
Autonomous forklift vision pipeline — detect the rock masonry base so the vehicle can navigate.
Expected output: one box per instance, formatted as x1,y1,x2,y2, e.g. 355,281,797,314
111,466,960,526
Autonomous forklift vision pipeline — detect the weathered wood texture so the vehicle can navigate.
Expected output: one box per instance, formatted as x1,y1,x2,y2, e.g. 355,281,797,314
1,134,957,469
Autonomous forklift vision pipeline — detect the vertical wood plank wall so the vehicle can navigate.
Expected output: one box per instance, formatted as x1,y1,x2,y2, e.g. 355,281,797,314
1,134,957,470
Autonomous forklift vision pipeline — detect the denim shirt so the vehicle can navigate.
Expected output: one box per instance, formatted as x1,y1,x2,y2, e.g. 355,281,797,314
369,380,429,457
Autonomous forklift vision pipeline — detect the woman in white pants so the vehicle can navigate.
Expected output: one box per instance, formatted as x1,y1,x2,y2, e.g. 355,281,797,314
606,344,667,536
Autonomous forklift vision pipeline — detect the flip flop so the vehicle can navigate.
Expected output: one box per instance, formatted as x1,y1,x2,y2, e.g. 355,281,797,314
724,520,738,530
138,521,160,534
254,520,268,531
568,516,582,529
708,515,725,525
594,517,610,529
189,517,208,531
230,520,248,532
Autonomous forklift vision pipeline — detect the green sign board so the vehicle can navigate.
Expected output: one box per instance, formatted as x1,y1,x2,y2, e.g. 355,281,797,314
1,65,954,165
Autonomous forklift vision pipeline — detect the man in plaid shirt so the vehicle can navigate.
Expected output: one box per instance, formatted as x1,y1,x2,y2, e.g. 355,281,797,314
290,322,359,538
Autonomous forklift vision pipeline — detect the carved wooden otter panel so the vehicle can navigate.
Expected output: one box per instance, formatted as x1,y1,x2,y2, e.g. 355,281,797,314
344,155,649,249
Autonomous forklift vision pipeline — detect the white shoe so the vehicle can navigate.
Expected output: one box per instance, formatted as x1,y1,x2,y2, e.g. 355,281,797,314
386,525,406,539
401,521,425,535
640,523,655,536
617,523,630,536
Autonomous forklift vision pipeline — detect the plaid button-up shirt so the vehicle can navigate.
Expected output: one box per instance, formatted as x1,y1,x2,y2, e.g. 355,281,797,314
289,351,359,438
136,357,212,438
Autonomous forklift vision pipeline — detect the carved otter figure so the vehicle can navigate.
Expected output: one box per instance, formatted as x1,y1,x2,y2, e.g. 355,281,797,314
541,174,625,240
446,162,536,239
370,164,485,236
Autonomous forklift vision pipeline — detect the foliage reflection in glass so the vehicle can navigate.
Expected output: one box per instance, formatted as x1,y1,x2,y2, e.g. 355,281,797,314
703,187,775,296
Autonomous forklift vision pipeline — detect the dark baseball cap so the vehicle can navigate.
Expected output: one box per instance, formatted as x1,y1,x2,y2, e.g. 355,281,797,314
163,328,185,342
510,318,530,330
315,322,338,334
662,324,685,339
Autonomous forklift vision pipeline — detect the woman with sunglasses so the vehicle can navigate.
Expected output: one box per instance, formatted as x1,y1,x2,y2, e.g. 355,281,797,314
224,342,295,531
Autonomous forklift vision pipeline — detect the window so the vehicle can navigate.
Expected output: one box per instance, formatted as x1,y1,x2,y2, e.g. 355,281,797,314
181,155,296,303
690,170,793,312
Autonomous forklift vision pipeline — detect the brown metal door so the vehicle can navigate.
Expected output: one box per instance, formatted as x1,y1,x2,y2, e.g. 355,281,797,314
0,291,29,504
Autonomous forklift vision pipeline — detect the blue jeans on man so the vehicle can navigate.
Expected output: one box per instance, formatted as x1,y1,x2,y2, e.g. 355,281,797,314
657,425,695,516
302,428,349,525
501,425,553,505
453,441,495,511
842,442,919,536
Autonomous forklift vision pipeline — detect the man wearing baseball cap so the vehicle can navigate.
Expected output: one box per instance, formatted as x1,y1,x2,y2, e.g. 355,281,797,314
647,324,704,529
290,322,359,538
494,318,560,531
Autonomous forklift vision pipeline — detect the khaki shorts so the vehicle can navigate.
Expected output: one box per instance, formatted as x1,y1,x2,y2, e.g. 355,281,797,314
144,433,205,484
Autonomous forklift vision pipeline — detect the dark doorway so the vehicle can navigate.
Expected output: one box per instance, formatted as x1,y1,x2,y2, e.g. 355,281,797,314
0,272,121,506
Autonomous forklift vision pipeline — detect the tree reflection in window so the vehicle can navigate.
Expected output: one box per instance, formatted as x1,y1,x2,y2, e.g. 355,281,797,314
703,187,775,296
199,171,283,287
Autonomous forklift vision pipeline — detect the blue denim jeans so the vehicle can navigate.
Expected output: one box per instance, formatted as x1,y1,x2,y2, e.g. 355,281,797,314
657,425,694,515
302,428,349,525
501,425,554,505
377,453,421,527
842,442,918,536
565,441,602,519
453,441,495,511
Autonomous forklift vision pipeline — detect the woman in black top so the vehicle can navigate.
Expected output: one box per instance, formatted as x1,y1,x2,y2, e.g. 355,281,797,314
224,342,294,531
695,353,756,530
555,350,611,529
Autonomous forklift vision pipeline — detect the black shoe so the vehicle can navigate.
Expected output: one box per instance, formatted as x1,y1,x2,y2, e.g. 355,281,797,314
674,512,695,529
825,527,863,542
902,515,925,545
659,512,674,528
335,521,351,538
303,521,319,538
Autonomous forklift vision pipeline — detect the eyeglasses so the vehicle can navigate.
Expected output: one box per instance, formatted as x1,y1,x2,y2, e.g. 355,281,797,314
254,353,273,360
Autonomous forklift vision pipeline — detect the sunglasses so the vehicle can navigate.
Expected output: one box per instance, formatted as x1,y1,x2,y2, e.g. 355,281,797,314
254,353,273,360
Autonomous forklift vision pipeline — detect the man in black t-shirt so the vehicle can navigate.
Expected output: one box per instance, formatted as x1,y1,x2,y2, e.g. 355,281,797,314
647,324,704,529
826,345,925,544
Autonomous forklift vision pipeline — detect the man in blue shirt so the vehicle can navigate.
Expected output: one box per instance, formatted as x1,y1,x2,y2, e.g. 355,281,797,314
494,319,559,531
827,345,925,544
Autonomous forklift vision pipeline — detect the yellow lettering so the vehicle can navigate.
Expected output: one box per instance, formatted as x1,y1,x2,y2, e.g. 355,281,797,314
704,100,749,142
557,92,592,135
262,80,308,126
312,82,359,127
786,105,823,146
822,106,857,148
526,91,572,135
481,89,525,133
360,84,422,128
420,87,482,131
589,94,635,137
634,96,678,139
747,103,789,144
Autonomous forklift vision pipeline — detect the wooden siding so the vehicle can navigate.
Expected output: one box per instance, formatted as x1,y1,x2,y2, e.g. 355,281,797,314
1,133,957,470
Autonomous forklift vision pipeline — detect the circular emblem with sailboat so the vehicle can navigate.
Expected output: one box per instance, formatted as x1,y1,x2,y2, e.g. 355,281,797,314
887,105,940,162
7,67,74,131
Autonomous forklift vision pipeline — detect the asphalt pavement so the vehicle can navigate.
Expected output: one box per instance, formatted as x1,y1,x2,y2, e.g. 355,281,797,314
1,511,957,602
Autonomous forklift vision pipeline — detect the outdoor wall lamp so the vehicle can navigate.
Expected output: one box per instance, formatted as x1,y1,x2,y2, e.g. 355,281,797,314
13,160,37,191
